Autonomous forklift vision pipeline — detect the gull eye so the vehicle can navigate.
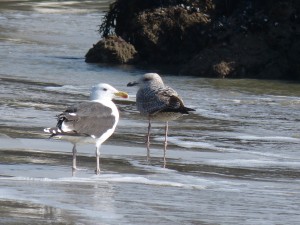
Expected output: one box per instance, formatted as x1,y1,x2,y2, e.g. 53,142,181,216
103,88,107,91
143,78,150,81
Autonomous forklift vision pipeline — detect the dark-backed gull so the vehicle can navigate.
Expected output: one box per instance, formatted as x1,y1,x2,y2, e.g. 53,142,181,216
44,83,128,174
127,73,195,167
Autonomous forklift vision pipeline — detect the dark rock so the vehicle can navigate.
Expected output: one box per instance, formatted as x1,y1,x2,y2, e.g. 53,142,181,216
132,6,211,63
288,40,300,80
87,0,300,80
213,61,236,78
181,33,289,79
85,36,137,64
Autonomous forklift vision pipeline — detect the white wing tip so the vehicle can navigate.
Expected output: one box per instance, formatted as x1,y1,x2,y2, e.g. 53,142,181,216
44,128,50,133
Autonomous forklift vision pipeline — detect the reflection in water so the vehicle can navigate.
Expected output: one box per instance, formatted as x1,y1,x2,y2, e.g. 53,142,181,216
0,199,77,224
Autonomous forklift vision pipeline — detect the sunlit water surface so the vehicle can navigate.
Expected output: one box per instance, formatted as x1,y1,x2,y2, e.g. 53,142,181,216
0,1,300,224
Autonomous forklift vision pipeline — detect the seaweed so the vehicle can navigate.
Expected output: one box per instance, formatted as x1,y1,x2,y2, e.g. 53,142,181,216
99,0,214,38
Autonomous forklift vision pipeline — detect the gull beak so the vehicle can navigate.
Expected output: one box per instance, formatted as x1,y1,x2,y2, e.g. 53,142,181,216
127,81,138,87
114,91,129,99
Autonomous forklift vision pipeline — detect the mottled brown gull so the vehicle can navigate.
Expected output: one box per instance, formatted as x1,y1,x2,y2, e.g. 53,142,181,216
44,83,128,174
127,73,195,167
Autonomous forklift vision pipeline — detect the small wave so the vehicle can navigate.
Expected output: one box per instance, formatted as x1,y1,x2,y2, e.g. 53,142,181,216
95,175,204,189
44,85,77,91
195,108,231,120
160,136,238,152
32,2,100,14
206,159,300,169
0,174,205,190
211,131,300,144
33,8,100,14
167,137,216,149
236,135,300,143
44,85,87,95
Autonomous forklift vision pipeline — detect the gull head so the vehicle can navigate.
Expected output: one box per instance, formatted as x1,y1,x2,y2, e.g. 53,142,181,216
127,73,164,89
90,83,128,101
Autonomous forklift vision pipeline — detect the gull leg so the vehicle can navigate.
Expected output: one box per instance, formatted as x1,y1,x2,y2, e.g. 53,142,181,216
163,122,168,168
72,144,77,176
146,118,151,161
95,146,100,175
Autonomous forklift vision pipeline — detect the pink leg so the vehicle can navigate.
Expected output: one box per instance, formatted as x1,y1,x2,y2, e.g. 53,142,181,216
72,144,77,176
95,146,100,175
163,122,168,168
146,118,151,161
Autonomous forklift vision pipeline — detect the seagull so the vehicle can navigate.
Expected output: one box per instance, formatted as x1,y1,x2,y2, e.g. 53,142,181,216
127,73,195,167
44,83,128,174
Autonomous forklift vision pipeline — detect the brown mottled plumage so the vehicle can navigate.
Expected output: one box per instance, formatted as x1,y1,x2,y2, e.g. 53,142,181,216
127,73,195,167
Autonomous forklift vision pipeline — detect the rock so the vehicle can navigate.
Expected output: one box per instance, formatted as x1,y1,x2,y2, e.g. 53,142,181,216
181,33,282,79
213,61,236,78
85,36,137,64
132,6,211,63
288,40,300,80
87,0,300,80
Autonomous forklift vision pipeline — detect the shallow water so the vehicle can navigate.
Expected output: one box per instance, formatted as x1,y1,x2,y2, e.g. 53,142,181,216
1,1,300,225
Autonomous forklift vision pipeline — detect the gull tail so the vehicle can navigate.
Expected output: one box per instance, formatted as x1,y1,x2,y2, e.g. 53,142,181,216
162,106,196,114
181,107,196,114
184,107,195,112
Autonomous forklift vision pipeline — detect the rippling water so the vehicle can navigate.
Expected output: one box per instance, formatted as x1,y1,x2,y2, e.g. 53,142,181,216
1,1,300,224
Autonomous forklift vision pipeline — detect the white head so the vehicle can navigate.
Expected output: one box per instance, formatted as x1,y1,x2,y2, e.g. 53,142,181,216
127,73,165,89
90,83,128,101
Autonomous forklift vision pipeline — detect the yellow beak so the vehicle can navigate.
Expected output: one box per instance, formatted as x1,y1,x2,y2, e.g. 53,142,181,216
114,91,129,99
